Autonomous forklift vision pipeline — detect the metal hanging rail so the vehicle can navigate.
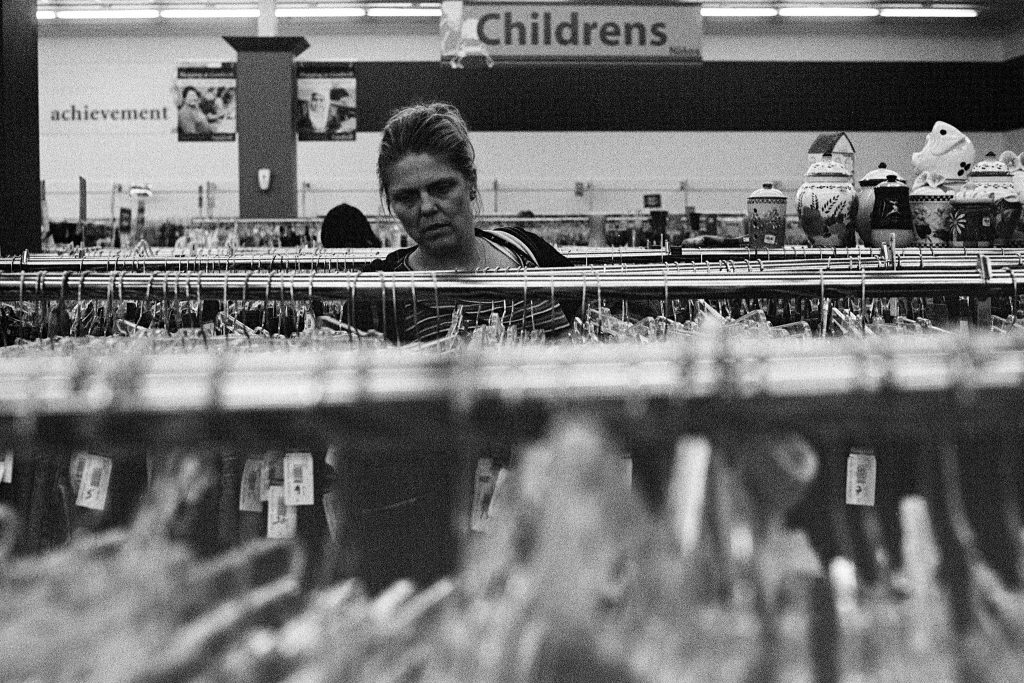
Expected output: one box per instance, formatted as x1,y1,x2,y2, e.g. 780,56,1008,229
11,246,673,271
19,246,1024,272
1,265,1022,302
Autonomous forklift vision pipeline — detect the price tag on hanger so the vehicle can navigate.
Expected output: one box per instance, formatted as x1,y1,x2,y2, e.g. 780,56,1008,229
283,452,314,506
0,450,12,484
845,448,876,506
76,454,113,511
239,458,264,513
266,485,297,538
470,458,496,532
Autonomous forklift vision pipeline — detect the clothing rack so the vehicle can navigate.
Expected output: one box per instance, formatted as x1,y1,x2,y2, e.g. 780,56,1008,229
14,246,672,271
25,245,1024,272
0,265,1021,301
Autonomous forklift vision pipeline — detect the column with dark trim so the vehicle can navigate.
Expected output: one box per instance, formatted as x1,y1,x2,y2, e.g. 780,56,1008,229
225,36,309,219
0,0,42,254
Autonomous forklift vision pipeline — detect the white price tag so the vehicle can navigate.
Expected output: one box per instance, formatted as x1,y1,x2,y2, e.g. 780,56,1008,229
470,458,495,532
76,454,113,511
266,485,297,538
0,450,12,484
239,458,264,513
283,452,315,506
845,449,876,506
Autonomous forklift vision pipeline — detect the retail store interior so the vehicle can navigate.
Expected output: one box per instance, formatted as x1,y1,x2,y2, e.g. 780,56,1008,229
3,1,1024,680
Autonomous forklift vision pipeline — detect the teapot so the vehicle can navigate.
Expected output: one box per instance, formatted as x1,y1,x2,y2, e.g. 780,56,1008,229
795,154,858,247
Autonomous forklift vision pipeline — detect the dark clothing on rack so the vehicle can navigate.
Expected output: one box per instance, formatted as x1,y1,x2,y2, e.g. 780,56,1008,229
358,227,576,343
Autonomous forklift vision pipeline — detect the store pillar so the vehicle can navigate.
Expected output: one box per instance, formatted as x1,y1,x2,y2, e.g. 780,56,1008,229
0,0,42,254
225,36,309,219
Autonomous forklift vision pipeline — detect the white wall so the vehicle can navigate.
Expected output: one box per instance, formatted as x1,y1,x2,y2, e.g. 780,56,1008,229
38,21,1016,223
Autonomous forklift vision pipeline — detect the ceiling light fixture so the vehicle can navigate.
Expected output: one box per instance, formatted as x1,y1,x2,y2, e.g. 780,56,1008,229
366,7,441,16
701,7,779,17
55,8,160,19
779,7,880,17
879,8,978,18
36,10,57,19
161,9,260,18
275,7,366,17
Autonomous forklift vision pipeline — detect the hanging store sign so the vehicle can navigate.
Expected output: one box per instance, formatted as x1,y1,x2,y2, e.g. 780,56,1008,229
175,62,237,142
295,62,357,141
440,1,701,66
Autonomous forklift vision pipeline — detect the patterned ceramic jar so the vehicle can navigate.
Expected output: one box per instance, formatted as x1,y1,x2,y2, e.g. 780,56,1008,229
870,175,915,247
968,152,1022,244
950,183,995,246
796,154,858,247
746,183,788,247
856,163,903,246
909,179,953,245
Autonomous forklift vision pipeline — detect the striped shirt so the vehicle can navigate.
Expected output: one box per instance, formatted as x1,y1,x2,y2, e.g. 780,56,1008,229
360,228,573,343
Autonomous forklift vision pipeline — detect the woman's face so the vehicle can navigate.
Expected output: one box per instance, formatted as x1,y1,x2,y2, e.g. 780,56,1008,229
386,153,474,256
184,89,200,107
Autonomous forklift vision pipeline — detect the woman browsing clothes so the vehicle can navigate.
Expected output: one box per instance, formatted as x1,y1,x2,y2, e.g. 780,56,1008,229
359,101,575,342
338,103,575,593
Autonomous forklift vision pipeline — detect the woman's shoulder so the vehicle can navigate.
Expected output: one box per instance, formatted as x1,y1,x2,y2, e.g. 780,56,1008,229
487,226,571,268
362,246,414,272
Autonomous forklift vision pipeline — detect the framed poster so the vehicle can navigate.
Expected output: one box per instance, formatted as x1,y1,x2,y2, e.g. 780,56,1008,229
296,62,356,141
175,62,237,142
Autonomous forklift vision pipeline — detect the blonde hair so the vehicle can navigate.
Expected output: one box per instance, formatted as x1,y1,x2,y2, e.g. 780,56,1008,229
377,102,478,207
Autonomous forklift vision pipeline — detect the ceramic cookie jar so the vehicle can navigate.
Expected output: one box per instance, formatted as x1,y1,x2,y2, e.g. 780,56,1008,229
795,154,858,247
909,175,954,245
967,152,1023,244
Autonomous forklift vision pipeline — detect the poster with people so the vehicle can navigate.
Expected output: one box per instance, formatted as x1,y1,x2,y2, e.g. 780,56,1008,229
175,63,237,142
296,62,356,141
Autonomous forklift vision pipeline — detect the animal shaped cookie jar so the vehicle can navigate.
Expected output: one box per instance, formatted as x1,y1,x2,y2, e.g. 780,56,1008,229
855,163,904,246
795,154,858,247
912,120,976,184
968,152,1023,244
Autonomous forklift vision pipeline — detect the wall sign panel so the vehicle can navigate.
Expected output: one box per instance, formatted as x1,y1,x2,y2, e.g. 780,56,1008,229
296,62,357,141
175,62,237,142
441,1,702,67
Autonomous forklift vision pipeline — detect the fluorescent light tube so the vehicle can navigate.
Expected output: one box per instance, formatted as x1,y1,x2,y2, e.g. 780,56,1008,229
879,8,978,18
276,7,367,16
37,10,57,19
779,6,880,16
366,7,443,16
56,9,160,19
701,8,780,17
161,9,260,18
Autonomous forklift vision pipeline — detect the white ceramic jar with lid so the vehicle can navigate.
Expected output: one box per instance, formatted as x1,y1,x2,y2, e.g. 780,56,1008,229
795,154,858,247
